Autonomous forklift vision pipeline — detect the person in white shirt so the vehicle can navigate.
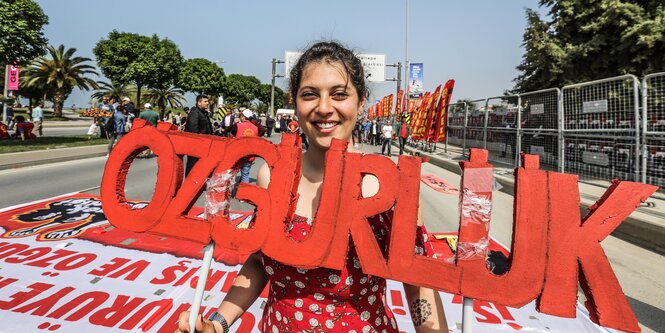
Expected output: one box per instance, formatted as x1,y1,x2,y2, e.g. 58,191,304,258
381,120,394,156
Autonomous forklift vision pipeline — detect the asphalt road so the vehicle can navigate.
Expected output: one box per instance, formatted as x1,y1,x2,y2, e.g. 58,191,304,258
0,136,663,332
41,126,89,137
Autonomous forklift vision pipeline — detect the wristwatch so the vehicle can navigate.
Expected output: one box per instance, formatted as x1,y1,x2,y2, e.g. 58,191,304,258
207,311,229,333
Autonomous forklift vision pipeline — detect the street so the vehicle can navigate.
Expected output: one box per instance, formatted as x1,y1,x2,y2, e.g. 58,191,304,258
41,126,89,137
0,135,664,333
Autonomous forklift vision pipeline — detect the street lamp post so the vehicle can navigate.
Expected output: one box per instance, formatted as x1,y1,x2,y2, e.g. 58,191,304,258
404,0,410,115
386,62,402,122
2,65,8,123
270,58,284,117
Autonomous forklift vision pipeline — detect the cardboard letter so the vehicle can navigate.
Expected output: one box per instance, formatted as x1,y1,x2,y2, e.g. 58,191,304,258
539,177,657,333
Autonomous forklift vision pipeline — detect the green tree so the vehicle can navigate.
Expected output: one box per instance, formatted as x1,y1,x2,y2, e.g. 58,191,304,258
513,8,565,92
254,83,286,113
91,81,137,102
143,85,186,118
222,74,262,106
18,74,45,107
93,30,183,108
0,0,48,67
514,0,665,92
176,58,225,96
21,45,98,117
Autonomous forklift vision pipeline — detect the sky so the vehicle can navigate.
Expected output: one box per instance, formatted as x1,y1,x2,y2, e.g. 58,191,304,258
34,0,548,108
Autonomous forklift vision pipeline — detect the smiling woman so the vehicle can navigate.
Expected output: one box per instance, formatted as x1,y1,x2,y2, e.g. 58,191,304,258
175,41,448,333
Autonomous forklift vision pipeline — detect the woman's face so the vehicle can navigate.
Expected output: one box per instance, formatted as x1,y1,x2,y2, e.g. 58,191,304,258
296,61,365,150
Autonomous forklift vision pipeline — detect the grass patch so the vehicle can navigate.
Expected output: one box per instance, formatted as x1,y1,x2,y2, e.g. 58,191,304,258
0,135,107,154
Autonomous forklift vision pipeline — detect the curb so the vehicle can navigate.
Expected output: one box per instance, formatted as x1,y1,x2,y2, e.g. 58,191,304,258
401,143,665,256
0,145,107,170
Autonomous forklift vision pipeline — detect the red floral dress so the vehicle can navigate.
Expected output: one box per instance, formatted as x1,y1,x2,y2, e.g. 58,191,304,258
260,212,429,333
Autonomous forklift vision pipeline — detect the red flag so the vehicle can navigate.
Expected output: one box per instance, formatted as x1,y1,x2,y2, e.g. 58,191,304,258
409,96,423,129
387,94,394,118
378,99,384,118
395,90,404,116
423,85,442,141
412,92,431,139
434,80,455,142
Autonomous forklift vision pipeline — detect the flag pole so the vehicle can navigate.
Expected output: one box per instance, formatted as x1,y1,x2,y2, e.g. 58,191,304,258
189,242,216,332
462,297,474,333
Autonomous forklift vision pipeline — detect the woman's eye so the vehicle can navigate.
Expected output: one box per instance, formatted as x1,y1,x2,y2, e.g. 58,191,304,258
332,91,348,98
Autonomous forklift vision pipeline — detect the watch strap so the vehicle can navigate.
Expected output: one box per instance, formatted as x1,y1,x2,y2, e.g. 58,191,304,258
207,311,229,333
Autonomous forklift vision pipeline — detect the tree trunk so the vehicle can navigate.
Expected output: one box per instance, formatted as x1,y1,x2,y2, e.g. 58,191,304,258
159,102,165,120
136,84,142,110
53,90,65,118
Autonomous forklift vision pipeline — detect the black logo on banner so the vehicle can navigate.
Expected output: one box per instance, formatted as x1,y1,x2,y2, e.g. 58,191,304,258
6,198,147,240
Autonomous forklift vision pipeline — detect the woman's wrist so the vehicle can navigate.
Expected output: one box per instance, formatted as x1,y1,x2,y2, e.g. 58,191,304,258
207,311,229,333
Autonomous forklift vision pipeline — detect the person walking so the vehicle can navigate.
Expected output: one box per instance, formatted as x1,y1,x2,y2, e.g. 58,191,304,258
363,119,370,143
98,96,114,138
381,119,394,156
175,40,448,333
279,114,288,133
398,116,411,155
265,114,275,137
230,109,259,196
31,104,44,137
106,105,127,156
5,104,14,130
139,103,159,127
184,95,213,175
371,119,380,145
121,97,137,118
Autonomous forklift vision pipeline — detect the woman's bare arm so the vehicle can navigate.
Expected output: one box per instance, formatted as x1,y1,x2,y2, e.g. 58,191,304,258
215,163,273,323
403,199,448,333
176,164,273,333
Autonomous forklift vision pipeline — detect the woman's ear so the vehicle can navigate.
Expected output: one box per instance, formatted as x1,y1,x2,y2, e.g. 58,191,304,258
358,96,367,115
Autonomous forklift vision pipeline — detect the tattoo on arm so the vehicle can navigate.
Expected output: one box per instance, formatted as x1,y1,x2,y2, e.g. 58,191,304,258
409,298,432,326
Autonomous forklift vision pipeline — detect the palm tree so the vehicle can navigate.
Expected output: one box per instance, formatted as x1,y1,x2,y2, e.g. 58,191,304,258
22,44,98,117
143,86,186,119
91,81,136,102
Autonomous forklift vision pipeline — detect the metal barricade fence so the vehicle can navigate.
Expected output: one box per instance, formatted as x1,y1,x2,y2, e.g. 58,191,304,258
439,73,662,187
464,99,487,151
642,72,665,190
519,88,561,171
445,102,468,155
561,75,641,181
485,95,520,166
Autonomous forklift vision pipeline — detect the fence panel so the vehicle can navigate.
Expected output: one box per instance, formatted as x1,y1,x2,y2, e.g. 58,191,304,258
562,75,640,181
464,99,487,151
485,95,520,166
519,88,561,171
642,72,665,190
563,134,639,183
445,102,468,154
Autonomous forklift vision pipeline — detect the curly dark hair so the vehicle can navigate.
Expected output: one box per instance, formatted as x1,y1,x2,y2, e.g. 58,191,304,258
288,41,368,106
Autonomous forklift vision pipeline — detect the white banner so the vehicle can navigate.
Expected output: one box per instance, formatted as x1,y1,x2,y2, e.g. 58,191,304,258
0,194,615,333
357,53,386,82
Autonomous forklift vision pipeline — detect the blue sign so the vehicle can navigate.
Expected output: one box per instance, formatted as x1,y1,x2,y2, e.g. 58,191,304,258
409,63,423,99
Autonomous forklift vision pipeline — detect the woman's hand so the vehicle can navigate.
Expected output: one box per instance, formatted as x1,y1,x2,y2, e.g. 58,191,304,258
175,312,220,333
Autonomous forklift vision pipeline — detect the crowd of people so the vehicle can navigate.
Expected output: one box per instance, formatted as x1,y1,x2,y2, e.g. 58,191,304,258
347,116,412,156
